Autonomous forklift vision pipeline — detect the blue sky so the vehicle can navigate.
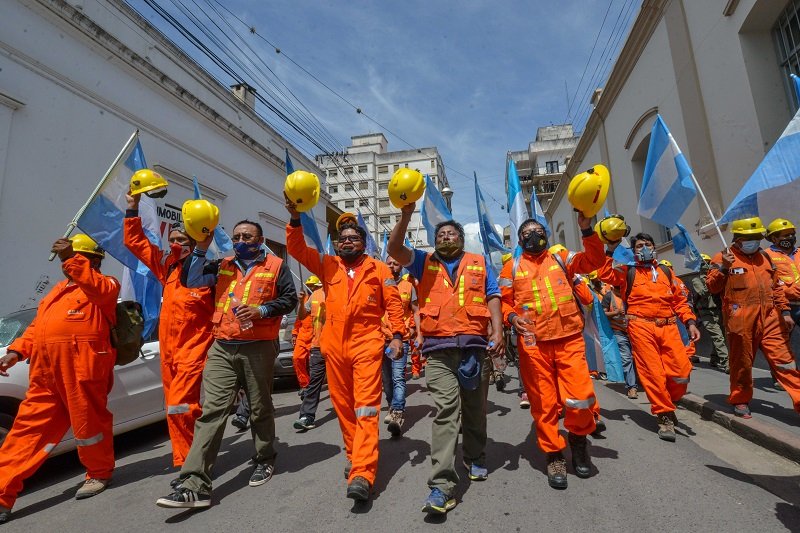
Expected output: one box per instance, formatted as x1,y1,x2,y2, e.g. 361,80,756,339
128,0,640,223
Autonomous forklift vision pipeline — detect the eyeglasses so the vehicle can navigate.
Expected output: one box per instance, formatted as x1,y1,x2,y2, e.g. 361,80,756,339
232,233,256,242
338,235,362,243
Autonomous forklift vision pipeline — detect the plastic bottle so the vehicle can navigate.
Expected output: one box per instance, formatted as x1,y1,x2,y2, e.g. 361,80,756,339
520,305,536,347
489,341,507,373
384,344,398,359
229,292,253,330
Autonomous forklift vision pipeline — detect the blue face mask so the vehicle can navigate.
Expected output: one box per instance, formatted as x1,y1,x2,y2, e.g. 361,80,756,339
636,245,657,263
234,241,260,260
737,240,760,255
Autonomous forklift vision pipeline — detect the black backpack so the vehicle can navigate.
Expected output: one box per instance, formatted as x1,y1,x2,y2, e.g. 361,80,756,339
111,301,145,366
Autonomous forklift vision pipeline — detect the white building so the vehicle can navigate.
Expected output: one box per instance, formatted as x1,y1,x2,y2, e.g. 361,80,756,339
0,0,339,313
316,133,451,252
547,0,798,274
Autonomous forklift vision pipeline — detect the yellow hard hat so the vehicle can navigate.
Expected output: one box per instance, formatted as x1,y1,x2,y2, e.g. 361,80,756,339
730,217,766,236
181,199,220,241
548,244,567,255
501,252,513,264
336,212,358,231
284,170,320,213
70,233,105,257
567,164,610,217
305,275,321,286
658,259,673,268
766,218,796,237
700,253,712,262
388,168,426,208
130,169,168,198
594,214,630,244
587,270,598,280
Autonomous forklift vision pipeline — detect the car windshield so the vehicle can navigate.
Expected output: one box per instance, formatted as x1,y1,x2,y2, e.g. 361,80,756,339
0,308,36,348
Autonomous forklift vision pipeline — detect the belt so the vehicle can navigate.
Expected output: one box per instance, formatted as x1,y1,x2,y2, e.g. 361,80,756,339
626,315,676,326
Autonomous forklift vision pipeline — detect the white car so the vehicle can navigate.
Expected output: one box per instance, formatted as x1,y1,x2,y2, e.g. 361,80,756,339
0,308,165,453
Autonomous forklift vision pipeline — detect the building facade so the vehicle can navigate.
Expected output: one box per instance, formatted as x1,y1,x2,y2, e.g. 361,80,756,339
547,0,799,273
316,133,451,252
0,0,337,313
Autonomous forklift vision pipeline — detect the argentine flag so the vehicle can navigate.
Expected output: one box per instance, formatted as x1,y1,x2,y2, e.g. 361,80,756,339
357,210,379,257
421,174,453,247
638,115,697,228
530,184,551,237
720,106,800,226
507,159,529,251
671,223,701,272
474,172,508,254
286,149,325,254
192,176,233,260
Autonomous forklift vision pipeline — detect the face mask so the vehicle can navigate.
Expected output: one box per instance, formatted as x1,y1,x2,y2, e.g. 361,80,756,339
635,246,657,263
234,241,261,260
778,235,797,250
338,248,363,262
170,242,191,260
435,241,462,259
523,233,548,254
737,240,760,255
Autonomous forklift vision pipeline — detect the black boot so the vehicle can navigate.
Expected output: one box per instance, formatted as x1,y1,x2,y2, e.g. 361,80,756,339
546,452,568,489
346,476,370,501
568,432,593,479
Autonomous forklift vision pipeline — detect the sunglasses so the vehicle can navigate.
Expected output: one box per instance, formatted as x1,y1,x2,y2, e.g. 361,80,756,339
338,235,362,243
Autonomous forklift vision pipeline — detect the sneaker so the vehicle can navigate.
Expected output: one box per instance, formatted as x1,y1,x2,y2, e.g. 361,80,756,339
422,488,456,514
519,393,530,409
293,415,316,431
384,412,392,424
591,417,607,436
169,476,185,490
0,506,10,524
344,461,352,480
733,404,752,419
657,413,676,442
249,463,274,487
346,476,370,501
568,433,593,478
626,387,638,399
156,487,211,509
462,461,488,481
387,409,405,437
75,478,110,500
546,452,568,489
231,415,249,431
774,381,785,391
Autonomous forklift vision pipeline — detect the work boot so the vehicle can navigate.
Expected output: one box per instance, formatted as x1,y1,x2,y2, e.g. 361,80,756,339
626,387,638,399
546,452,568,489
591,416,606,436
75,478,110,500
0,506,10,524
383,412,392,424
568,433,593,478
346,476,370,501
387,409,405,437
657,413,676,442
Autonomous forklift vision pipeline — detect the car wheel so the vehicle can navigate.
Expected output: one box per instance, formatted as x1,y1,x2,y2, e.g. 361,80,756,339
0,412,14,448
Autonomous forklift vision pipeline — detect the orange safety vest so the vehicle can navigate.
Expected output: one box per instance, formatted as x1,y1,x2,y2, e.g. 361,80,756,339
510,252,583,341
417,252,491,337
212,254,284,341
765,248,800,304
307,288,325,349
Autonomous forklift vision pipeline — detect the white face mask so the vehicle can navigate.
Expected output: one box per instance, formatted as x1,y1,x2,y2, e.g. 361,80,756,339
737,240,761,255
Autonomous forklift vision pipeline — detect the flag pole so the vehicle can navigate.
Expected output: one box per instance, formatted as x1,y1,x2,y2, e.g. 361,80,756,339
412,203,423,246
688,172,728,249
49,129,140,261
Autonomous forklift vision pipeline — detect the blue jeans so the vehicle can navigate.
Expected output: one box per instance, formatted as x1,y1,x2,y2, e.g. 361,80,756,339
613,330,638,390
382,341,409,411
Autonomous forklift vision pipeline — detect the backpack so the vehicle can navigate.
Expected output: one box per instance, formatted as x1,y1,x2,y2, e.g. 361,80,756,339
111,301,145,366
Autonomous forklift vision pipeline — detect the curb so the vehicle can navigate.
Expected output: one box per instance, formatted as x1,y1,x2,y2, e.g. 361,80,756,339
678,392,800,464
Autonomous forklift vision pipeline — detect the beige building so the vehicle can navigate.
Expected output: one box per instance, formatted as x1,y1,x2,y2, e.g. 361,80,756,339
315,133,451,252
547,0,798,273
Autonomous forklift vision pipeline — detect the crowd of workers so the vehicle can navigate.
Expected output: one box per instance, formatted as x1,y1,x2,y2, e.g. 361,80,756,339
0,186,798,523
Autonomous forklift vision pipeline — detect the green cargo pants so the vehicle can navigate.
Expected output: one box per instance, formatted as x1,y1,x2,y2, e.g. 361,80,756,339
699,312,729,370
180,339,277,494
425,347,491,496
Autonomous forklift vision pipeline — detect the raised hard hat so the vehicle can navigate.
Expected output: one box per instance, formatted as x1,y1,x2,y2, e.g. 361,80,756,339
548,244,567,255
594,214,630,244
70,233,105,257
284,170,320,213
388,168,426,208
766,218,796,237
567,164,610,218
658,259,673,268
730,217,766,236
130,169,168,198
181,199,220,241
700,253,712,262
305,275,321,286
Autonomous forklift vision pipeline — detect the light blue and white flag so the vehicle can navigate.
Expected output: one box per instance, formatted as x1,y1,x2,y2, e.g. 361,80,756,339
475,172,509,255
583,291,624,382
612,240,636,268
421,174,453,247
638,115,697,228
507,158,529,251
357,210,379,257
76,133,161,338
380,230,389,262
192,176,233,260
530,183,551,237
325,234,336,256
671,223,701,272
286,149,325,254
720,106,800,226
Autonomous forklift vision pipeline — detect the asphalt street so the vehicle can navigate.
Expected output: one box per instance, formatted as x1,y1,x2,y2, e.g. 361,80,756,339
5,372,800,533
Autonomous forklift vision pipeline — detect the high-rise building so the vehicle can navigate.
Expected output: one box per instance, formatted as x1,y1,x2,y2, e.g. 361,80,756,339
316,133,451,252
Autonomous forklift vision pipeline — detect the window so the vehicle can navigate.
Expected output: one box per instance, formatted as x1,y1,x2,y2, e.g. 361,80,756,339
545,161,559,174
395,215,402,223
380,216,391,225
775,1,800,110
359,181,369,190
379,199,390,208
358,165,368,173
344,167,354,175
344,183,354,192
379,181,389,190
378,165,388,174
328,169,337,177
393,164,400,171
344,200,354,208
329,185,338,194
359,198,369,208
431,159,436,168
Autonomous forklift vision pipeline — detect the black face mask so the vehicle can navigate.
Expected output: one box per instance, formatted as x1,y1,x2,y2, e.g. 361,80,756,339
779,235,797,250
523,233,548,254
338,248,363,263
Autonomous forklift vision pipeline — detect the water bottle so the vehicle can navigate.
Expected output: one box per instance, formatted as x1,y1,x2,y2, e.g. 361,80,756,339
489,341,507,373
521,305,536,347
384,344,398,360
229,292,253,330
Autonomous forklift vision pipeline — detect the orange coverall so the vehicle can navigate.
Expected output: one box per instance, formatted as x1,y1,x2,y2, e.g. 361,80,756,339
598,260,695,415
292,310,313,389
0,255,119,509
287,224,406,485
707,249,800,411
499,233,605,454
124,217,214,466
